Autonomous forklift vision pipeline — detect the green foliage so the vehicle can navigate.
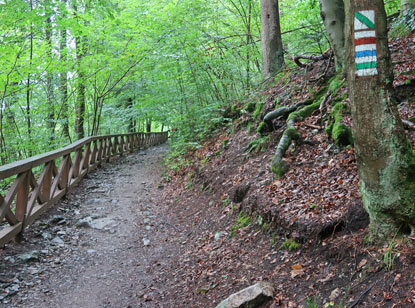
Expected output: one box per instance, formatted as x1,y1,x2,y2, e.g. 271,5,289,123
280,238,300,251
280,0,328,56
383,238,400,271
247,136,269,153
257,121,271,136
391,8,415,37
305,297,319,308
230,211,251,237
253,101,265,120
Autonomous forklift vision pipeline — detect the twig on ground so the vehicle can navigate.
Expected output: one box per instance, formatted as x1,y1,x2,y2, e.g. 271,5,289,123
349,281,376,308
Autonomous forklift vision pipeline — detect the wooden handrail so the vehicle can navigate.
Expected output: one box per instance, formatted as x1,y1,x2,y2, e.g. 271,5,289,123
0,132,168,246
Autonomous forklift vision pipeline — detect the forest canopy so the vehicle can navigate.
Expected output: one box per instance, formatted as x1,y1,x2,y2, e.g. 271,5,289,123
0,0,404,166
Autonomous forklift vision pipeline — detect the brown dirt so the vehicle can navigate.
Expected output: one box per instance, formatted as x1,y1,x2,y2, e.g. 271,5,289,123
2,34,415,308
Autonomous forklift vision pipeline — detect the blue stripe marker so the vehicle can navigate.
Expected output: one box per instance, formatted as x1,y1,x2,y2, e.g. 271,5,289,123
355,50,377,58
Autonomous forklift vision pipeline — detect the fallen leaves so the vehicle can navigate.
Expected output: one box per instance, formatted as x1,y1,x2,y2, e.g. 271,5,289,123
290,264,305,278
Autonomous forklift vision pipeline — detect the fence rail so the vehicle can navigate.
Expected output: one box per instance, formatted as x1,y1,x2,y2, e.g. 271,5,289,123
0,131,168,246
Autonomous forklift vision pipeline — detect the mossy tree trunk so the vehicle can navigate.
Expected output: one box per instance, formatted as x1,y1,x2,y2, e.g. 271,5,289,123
345,0,415,241
260,0,284,80
319,0,346,71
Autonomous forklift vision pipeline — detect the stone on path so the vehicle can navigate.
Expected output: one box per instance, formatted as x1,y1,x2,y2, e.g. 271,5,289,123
215,282,275,308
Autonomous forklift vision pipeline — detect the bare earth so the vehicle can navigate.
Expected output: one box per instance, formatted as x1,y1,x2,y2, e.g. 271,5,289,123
0,144,176,308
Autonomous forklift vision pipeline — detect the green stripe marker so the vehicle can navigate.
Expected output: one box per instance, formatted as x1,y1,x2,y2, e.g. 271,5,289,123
355,11,375,29
356,62,378,70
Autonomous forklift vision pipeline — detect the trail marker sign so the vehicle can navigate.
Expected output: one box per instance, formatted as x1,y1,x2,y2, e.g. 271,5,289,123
354,10,378,77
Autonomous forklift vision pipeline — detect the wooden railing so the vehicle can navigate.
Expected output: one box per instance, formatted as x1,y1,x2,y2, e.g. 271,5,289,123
0,132,168,246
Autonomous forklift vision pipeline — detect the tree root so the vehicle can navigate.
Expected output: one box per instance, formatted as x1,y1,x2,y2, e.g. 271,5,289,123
270,99,322,178
258,101,311,135
326,101,354,147
294,53,331,68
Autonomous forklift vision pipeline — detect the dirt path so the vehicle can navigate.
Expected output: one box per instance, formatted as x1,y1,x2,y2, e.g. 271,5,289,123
0,144,176,308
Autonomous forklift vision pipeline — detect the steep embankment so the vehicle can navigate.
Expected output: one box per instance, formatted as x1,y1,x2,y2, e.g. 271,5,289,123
160,33,415,307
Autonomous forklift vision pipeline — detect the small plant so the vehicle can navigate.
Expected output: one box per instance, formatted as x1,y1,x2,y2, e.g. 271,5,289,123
235,211,251,229
222,198,230,206
383,238,400,271
253,101,265,120
280,238,300,251
230,211,252,237
305,296,318,308
247,136,269,153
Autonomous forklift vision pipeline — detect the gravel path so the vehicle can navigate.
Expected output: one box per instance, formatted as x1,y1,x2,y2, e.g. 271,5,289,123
0,144,173,308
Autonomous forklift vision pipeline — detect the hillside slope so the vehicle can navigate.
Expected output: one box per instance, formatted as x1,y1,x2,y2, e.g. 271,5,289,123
160,33,415,307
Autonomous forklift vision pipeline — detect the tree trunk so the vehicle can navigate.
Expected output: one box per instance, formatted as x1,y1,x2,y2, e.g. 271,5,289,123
46,14,55,142
260,0,284,80
59,0,70,140
146,119,151,133
345,0,415,241
126,98,135,133
26,0,33,155
319,0,346,70
401,0,415,16
75,34,86,139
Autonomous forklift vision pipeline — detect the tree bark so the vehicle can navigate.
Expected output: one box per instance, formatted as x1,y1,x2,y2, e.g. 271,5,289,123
146,119,151,133
319,0,346,71
46,13,55,142
75,33,86,139
260,0,284,80
345,0,415,241
59,0,70,140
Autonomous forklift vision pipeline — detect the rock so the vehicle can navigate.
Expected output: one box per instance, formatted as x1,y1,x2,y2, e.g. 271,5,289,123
42,232,52,240
17,251,40,263
215,282,274,308
231,184,250,203
329,287,341,301
143,238,150,246
77,217,92,228
49,215,66,225
214,232,225,242
51,236,65,246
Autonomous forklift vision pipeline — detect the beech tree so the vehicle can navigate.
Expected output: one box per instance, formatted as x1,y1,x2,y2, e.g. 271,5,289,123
345,0,415,241
319,0,345,70
260,0,284,80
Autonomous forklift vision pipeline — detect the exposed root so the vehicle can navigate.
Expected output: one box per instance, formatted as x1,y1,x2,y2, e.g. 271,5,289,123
326,101,354,147
294,52,331,68
270,99,322,178
258,101,310,135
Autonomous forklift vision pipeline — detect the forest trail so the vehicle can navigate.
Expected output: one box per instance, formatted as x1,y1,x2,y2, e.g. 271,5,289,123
0,144,179,308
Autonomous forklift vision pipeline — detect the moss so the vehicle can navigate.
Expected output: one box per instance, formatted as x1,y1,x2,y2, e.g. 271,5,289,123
328,74,345,93
285,127,299,139
247,136,269,153
270,159,288,179
257,121,271,136
253,101,265,120
332,123,354,146
287,98,323,122
244,101,256,113
326,102,353,147
280,238,300,251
